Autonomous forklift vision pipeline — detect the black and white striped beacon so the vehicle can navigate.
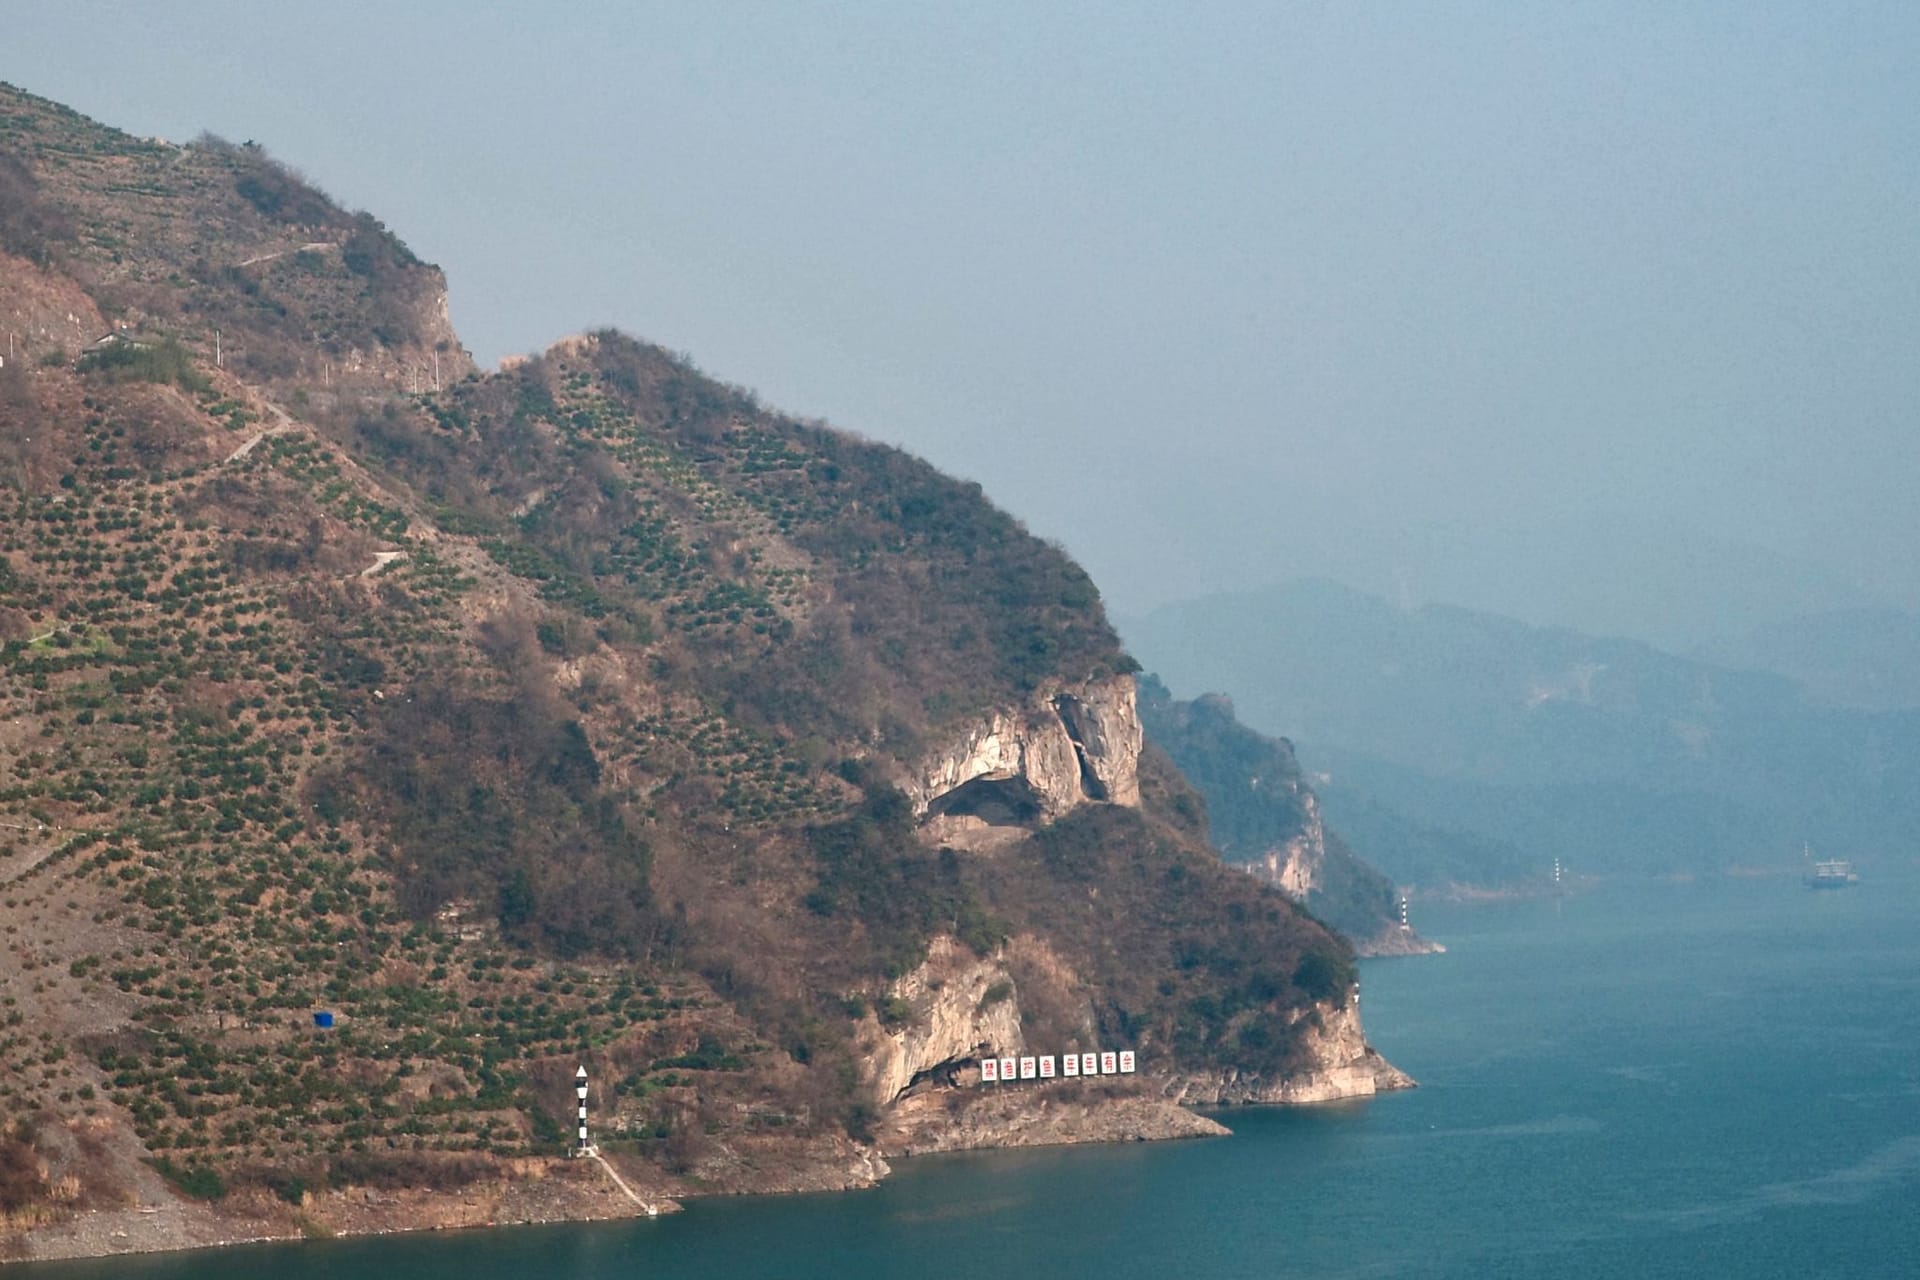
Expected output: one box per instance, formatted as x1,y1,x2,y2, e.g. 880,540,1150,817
574,1065,591,1156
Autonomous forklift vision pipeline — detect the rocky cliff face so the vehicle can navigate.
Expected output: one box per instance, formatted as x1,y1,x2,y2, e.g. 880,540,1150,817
1167,999,1414,1105
1137,678,1428,948
870,955,1411,1149
1242,805,1441,955
860,936,1028,1106
1052,679,1144,807
906,674,1142,845
1253,788,1327,900
321,277,471,392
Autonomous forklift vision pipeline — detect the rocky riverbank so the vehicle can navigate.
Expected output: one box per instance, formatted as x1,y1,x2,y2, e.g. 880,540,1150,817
1354,928,1448,957
4,1155,675,1267
881,1084,1230,1157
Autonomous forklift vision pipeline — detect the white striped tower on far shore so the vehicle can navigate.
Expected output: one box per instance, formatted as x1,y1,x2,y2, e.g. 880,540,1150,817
574,1064,592,1156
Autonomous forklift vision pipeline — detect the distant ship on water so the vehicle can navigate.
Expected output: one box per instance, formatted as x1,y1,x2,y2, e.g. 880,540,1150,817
1803,844,1859,889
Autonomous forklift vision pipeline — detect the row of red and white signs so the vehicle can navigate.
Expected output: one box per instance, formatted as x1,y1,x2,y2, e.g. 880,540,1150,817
979,1050,1135,1083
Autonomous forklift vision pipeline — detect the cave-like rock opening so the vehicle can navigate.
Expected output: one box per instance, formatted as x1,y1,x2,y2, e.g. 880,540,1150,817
925,774,1045,826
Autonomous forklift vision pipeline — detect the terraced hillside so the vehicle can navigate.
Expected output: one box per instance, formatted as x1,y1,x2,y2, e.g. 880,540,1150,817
0,83,1400,1251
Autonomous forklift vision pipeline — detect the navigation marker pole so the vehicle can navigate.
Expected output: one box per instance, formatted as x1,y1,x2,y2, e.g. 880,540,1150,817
1399,892,1411,931
574,1065,593,1157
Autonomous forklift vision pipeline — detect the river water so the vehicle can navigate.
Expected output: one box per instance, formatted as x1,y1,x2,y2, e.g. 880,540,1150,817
22,864,1920,1278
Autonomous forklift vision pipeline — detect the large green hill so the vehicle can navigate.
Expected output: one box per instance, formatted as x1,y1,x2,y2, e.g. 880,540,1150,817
0,84,1402,1247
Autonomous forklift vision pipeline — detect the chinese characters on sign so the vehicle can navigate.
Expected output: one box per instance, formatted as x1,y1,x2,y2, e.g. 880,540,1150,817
979,1048,1137,1083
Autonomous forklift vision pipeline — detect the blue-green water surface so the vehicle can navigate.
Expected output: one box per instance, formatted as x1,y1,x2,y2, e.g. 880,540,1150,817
23,866,1920,1278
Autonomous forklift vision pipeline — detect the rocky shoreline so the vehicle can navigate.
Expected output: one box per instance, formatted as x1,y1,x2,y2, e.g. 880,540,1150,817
881,1085,1231,1158
9,961,1419,1267
4,1155,673,1268
1353,928,1448,958
6,1071,1421,1267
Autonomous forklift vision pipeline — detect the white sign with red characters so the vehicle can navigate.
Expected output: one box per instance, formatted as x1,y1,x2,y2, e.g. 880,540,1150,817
977,1048,1140,1085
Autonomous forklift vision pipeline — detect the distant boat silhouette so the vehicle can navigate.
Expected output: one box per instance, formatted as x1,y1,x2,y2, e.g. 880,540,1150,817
1803,843,1858,889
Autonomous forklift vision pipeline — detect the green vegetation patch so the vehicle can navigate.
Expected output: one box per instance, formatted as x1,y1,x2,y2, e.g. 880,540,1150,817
77,337,210,394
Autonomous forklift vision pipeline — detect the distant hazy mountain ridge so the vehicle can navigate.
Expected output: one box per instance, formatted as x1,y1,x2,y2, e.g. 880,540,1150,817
1126,579,1920,880
1699,606,1920,712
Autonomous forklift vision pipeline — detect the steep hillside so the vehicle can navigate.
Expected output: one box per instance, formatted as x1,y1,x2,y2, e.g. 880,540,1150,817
1699,606,1920,713
0,86,463,392
1306,780,1537,894
1137,678,1435,952
0,85,1405,1256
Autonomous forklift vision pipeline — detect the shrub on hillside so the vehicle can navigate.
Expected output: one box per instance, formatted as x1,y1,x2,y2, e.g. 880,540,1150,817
76,336,209,394
360,678,661,960
0,150,72,264
0,1124,43,1213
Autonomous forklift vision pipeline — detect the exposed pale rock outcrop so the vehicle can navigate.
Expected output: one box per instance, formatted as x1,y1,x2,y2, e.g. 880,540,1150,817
1251,788,1326,900
1166,999,1414,1106
1052,682,1143,807
905,674,1142,844
882,1090,1228,1156
860,936,1026,1106
1240,782,1444,954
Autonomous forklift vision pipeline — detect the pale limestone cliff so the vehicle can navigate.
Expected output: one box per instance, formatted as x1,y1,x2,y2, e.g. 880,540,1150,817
1052,682,1143,807
1245,800,1445,955
1165,998,1414,1105
866,929,1410,1154
911,704,1082,818
860,936,1027,1106
1251,788,1326,900
905,674,1142,846
1353,927,1447,958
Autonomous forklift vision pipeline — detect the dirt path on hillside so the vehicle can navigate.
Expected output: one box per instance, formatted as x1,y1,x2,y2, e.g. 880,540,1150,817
223,394,295,463
234,242,334,268
587,1151,658,1216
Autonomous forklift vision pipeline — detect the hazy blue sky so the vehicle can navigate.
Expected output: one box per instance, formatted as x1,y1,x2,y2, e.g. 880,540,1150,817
7,2,1917,642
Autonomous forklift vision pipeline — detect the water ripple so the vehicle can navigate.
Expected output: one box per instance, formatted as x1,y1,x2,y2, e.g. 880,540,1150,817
1638,1134,1920,1228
